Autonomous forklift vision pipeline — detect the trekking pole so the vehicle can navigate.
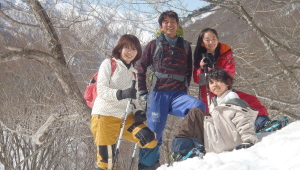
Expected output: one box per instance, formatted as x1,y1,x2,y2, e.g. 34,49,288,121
128,99,148,170
112,80,136,170
204,66,211,107
129,143,138,170
198,72,202,100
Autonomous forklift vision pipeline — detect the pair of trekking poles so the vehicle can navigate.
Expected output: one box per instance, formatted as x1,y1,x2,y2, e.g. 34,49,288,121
112,80,138,170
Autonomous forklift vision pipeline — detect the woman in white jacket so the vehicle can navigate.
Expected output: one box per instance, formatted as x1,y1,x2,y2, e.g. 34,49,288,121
91,34,158,170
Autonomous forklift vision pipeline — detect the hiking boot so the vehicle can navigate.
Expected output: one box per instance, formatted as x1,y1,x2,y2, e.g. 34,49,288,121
138,160,160,170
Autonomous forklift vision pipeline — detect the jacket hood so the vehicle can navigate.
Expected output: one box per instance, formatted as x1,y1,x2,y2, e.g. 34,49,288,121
225,98,249,108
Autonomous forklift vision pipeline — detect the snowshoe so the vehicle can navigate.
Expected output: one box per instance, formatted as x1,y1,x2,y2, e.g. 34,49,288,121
257,117,289,134
182,148,204,160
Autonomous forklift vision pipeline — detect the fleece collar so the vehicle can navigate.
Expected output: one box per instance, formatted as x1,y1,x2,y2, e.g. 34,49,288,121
113,58,137,73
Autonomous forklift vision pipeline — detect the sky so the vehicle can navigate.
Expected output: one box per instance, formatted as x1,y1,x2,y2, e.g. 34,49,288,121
185,0,209,11
92,0,210,16
157,121,300,170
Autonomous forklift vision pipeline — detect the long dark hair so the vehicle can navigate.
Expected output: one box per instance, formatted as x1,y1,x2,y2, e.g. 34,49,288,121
194,28,220,68
111,34,142,66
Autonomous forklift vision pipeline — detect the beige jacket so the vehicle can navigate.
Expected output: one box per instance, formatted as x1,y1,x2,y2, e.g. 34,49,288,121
91,58,141,118
204,98,258,153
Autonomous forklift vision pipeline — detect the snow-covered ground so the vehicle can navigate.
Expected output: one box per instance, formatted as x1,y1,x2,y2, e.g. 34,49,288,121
158,121,300,170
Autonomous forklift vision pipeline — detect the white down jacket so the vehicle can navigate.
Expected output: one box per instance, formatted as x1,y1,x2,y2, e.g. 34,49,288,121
204,98,258,153
91,58,141,118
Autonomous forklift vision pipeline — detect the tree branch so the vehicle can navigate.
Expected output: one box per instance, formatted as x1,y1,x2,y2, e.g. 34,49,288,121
238,4,300,86
33,113,82,145
0,3,39,28
25,0,65,64
0,119,32,138
212,1,300,87
0,49,54,67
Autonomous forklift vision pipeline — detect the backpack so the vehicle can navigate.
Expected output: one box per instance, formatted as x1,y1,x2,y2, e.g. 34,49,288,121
84,59,136,108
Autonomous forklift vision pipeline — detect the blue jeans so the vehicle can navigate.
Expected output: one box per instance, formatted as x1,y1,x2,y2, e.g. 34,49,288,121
139,91,205,167
147,91,205,146
255,115,270,132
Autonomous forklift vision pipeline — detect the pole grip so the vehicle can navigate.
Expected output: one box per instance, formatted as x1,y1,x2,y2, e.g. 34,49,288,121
131,80,136,90
204,66,208,73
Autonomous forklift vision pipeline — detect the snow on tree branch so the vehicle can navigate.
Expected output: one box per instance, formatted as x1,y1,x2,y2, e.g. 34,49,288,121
33,113,81,145
0,3,39,28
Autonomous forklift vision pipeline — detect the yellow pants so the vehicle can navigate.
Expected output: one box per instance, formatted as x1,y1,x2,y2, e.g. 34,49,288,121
91,114,157,170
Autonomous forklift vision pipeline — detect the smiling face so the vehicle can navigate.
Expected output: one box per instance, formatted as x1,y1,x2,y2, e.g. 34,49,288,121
120,44,137,64
201,31,219,53
209,79,229,97
160,16,180,38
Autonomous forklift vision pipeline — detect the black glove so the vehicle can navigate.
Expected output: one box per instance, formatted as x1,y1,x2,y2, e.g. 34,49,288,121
116,87,137,100
138,90,148,103
134,110,147,123
235,143,254,150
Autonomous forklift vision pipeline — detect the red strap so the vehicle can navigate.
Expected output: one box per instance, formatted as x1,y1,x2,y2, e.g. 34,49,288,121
110,59,117,76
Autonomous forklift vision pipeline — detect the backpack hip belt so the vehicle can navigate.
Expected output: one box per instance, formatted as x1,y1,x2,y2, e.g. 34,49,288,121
147,72,188,108
154,72,186,82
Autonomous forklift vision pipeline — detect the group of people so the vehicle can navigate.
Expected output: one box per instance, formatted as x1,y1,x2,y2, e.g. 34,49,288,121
85,10,272,170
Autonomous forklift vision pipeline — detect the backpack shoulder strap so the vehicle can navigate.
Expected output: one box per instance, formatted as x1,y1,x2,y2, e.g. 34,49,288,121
183,40,190,52
110,58,117,76
147,38,162,72
153,39,162,60
179,37,190,52
132,72,136,79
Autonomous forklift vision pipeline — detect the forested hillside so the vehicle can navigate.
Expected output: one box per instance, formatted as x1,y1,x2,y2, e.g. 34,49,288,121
183,0,300,121
0,0,299,169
